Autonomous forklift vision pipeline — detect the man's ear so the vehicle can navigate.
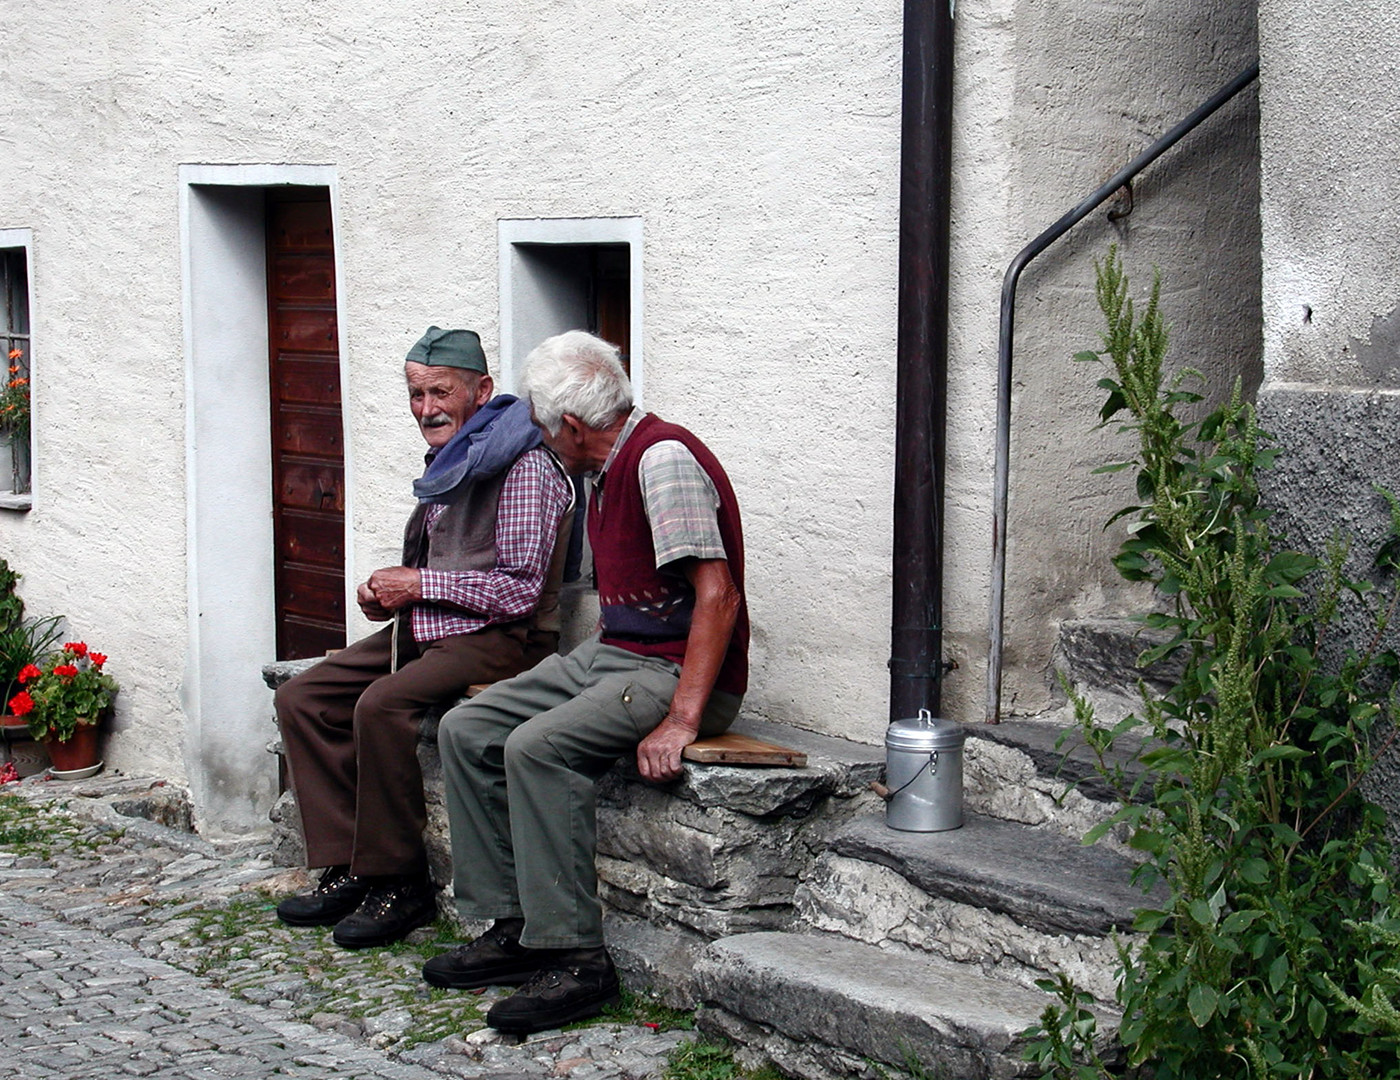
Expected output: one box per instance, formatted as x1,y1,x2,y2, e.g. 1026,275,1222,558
474,374,494,405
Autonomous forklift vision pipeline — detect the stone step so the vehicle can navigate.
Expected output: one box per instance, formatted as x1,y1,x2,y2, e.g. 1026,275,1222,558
965,719,1149,805
1054,616,1183,724
694,931,1114,1080
796,812,1157,1004
956,615,1169,839
596,717,886,1004
961,717,1152,847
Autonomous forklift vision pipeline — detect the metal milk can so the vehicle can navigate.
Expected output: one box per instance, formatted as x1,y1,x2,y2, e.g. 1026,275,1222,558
883,709,966,832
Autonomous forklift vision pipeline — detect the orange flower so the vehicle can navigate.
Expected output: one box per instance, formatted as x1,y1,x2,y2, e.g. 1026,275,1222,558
6,348,20,361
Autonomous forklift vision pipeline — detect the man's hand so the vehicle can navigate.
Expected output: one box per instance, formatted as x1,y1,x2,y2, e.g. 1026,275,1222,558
356,582,393,621
364,566,423,612
634,558,740,782
636,715,699,783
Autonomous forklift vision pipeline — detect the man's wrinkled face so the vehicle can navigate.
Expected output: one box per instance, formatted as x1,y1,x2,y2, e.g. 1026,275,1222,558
406,363,492,449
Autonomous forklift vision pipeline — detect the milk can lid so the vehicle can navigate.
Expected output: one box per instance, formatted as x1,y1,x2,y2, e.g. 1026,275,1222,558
885,709,967,751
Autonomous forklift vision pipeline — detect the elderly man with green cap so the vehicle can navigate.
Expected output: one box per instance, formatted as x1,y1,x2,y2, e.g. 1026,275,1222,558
274,326,574,949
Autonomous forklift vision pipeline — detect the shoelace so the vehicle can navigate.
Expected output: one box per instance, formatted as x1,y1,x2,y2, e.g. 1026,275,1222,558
314,869,357,895
517,967,573,995
357,883,420,918
447,924,520,961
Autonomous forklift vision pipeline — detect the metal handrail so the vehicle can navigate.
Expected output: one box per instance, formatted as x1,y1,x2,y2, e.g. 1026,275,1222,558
985,60,1260,722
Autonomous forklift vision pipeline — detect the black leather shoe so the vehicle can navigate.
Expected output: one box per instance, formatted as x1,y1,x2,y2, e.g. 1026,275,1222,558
485,950,621,1033
276,865,370,927
423,920,557,989
331,875,437,948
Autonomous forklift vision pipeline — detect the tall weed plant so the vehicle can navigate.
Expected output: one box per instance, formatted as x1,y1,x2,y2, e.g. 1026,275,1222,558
1026,249,1400,1079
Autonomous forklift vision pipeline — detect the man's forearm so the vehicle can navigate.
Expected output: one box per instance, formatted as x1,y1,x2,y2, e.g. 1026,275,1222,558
665,558,741,729
634,558,739,783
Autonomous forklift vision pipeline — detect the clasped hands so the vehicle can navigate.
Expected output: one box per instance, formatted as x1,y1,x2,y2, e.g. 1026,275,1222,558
356,566,423,620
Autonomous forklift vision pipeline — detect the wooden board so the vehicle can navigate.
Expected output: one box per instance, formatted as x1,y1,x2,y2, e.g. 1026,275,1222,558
682,733,808,767
455,687,807,767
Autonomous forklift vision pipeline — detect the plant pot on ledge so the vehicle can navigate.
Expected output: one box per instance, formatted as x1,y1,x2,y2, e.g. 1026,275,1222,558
43,721,102,779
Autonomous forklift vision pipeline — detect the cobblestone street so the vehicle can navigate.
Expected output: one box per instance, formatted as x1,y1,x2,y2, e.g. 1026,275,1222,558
0,774,691,1080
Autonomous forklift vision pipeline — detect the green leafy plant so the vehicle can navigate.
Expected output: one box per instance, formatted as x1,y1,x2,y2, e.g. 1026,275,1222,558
1025,248,1400,1079
0,557,64,711
1022,973,1116,1080
10,641,117,742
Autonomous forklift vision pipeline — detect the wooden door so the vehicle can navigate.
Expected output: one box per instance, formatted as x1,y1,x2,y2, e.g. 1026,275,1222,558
267,189,347,660
591,245,631,373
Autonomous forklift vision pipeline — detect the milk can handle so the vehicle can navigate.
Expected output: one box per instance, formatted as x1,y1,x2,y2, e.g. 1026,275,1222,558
872,709,940,802
881,749,939,801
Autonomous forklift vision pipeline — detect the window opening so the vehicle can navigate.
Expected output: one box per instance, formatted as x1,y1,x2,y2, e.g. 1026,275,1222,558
1,247,31,498
511,243,632,369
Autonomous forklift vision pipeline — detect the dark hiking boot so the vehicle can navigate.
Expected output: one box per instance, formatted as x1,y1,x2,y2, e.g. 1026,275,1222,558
485,948,621,1033
331,875,437,948
422,918,558,989
275,865,370,927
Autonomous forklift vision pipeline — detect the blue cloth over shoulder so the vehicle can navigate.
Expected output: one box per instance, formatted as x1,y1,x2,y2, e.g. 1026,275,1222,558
412,395,542,503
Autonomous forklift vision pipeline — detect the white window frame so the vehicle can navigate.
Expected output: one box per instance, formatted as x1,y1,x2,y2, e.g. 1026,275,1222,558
498,217,644,404
0,228,35,511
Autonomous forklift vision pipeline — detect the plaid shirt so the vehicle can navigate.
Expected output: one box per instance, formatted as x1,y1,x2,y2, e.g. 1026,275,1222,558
598,407,725,569
412,446,572,643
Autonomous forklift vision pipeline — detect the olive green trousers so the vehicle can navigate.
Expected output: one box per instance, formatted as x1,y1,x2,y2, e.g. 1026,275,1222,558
437,634,739,949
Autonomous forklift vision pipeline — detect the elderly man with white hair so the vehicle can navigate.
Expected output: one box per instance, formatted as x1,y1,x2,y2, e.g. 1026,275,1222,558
423,330,749,1033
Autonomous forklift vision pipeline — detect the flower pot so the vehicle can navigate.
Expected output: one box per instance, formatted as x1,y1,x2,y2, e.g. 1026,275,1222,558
42,722,102,778
0,713,49,777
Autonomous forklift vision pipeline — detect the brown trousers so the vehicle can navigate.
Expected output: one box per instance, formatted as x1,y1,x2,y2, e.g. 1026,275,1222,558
275,618,554,877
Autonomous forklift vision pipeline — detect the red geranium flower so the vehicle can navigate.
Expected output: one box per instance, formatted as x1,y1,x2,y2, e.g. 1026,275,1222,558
89,652,107,668
65,642,88,657
17,663,41,684
53,664,79,680
8,691,34,716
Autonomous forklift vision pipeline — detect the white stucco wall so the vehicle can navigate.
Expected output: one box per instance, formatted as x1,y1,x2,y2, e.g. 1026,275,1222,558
1258,0,1400,391
1255,0,1400,836
0,0,1261,831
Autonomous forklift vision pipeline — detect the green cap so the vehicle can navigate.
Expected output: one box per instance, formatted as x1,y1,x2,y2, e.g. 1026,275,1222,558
405,326,488,373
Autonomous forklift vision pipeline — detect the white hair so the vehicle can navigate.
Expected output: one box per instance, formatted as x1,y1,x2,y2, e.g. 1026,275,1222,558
518,330,633,435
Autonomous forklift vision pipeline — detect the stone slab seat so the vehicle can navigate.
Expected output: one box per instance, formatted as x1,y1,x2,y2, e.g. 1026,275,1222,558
694,931,1116,1080
262,655,888,1007
825,812,1158,939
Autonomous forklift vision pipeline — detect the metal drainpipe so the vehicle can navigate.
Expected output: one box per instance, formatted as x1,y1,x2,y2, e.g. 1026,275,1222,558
890,0,955,724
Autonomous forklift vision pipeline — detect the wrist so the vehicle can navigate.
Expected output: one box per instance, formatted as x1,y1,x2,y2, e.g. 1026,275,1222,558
663,712,700,733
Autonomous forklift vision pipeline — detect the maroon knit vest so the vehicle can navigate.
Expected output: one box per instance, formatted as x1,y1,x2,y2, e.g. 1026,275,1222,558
588,414,749,696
